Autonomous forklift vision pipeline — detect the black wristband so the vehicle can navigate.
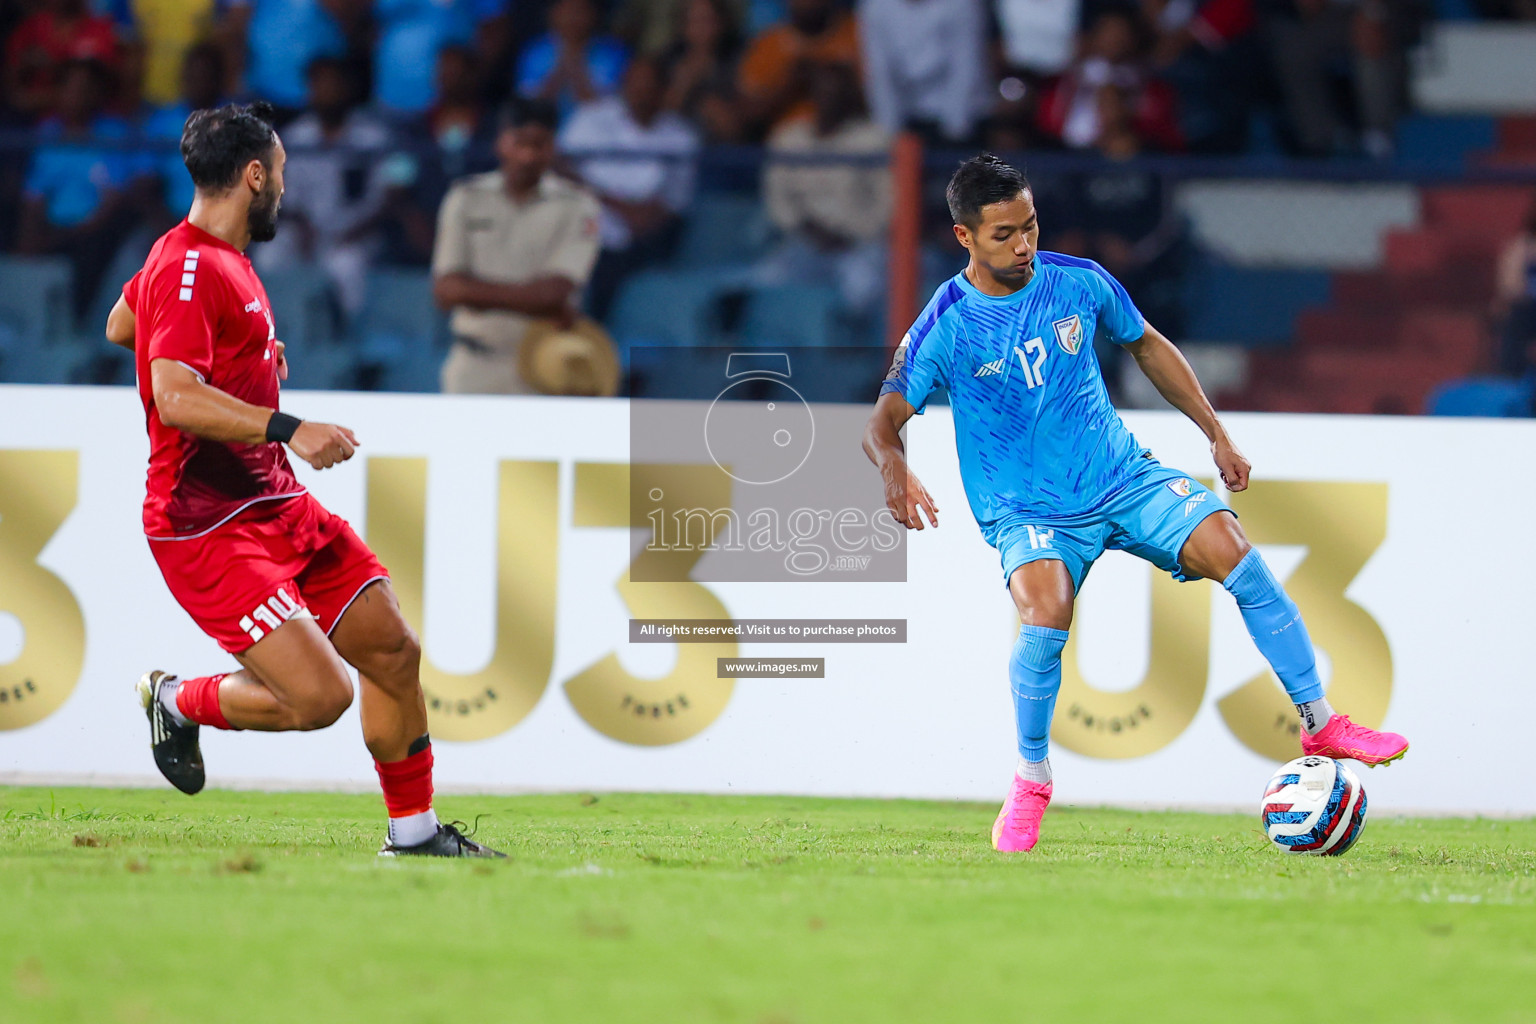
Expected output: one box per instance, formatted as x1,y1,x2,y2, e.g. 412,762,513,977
265,410,302,444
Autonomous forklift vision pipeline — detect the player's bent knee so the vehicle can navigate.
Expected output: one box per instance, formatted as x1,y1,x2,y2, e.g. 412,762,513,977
361,623,421,685
1008,565,1074,631
294,678,354,731
1181,511,1251,581
1014,599,1072,631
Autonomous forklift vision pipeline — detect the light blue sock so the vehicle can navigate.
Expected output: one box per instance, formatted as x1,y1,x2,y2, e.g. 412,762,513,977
1221,549,1325,704
1011,624,1070,763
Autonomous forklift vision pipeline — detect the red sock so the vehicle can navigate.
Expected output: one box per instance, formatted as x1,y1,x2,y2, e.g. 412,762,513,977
375,744,434,818
176,674,233,730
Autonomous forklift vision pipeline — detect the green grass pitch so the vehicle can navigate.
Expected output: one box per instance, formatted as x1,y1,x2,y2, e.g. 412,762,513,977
2,785,1533,1024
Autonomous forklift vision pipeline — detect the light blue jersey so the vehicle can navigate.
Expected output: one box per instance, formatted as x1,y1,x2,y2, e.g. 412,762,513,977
880,251,1231,592
882,252,1149,526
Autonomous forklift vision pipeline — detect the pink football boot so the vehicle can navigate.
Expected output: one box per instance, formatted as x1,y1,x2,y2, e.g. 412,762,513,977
1301,713,1409,767
992,776,1052,852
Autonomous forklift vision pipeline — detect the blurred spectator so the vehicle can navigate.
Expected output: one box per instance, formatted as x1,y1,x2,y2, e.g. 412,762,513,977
1494,202,1536,377
995,0,1079,76
119,0,223,107
373,0,504,118
432,97,603,394
515,0,629,120
141,41,227,216
253,55,390,321
1035,9,1183,152
1144,0,1256,66
111,32,150,120
616,0,748,56
1259,0,1413,158
856,0,989,145
756,59,890,318
17,59,153,315
373,44,497,266
4,0,119,118
660,0,744,131
1052,84,1187,344
222,0,363,114
560,56,700,321
1140,0,1257,152
737,0,860,139
425,43,495,179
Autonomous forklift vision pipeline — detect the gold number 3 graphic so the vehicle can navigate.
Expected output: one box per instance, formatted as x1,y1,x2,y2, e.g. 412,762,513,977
366,458,737,745
1052,480,1391,761
0,450,86,730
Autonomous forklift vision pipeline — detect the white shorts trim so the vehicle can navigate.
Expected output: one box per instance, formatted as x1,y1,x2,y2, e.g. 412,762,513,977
145,491,307,542
325,575,391,637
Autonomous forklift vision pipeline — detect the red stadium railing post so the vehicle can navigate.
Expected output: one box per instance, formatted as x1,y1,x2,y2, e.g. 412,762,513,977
887,131,924,350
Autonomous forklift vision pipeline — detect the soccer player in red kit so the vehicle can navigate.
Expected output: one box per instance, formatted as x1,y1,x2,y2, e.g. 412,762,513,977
107,101,501,857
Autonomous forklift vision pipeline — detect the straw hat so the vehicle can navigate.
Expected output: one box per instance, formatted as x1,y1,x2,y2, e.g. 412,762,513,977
518,316,621,397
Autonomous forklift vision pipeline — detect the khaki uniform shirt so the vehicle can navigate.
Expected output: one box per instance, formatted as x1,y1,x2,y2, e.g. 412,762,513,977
763,119,892,243
432,171,602,394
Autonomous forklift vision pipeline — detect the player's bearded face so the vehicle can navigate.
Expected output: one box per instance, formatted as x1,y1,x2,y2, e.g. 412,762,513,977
248,174,282,243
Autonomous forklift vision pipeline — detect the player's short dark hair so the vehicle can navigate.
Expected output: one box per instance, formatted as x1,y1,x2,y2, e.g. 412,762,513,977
498,95,559,133
181,101,278,192
946,153,1031,228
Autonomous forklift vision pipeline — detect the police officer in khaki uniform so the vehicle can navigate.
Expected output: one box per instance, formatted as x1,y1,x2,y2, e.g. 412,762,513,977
432,97,603,394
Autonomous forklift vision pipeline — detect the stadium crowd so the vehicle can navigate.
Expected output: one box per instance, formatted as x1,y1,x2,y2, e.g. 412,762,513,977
0,0,1533,397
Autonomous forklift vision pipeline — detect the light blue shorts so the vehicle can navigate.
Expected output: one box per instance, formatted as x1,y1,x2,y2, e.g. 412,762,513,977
986,458,1231,592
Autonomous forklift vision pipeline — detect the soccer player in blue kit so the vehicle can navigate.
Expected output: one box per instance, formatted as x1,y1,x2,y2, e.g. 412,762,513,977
863,155,1409,852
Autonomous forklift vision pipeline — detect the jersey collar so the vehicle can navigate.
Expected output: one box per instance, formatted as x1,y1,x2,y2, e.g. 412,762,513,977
955,255,1044,305
180,218,242,255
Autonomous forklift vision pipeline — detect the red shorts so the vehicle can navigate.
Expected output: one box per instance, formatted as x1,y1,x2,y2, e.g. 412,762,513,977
149,494,390,654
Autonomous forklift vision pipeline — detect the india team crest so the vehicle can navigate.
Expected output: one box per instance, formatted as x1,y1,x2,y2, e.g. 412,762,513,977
1052,314,1084,355
1167,478,1192,497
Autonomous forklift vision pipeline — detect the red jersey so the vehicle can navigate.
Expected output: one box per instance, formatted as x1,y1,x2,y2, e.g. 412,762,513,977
4,13,118,79
126,219,304,539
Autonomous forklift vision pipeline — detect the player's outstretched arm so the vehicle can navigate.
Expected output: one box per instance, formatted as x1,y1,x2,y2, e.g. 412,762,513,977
1124,324,1251,491
149,359,358,470
862,392,940,530
105,295,135,350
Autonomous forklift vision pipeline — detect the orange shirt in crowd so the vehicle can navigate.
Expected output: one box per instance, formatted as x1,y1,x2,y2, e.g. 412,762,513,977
737,13,860,130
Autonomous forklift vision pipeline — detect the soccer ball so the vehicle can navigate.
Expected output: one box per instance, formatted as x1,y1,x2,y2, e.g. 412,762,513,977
1260,755,1368,856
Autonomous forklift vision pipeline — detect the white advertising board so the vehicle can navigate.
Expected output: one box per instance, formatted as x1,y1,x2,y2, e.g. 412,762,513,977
1,385,1532,814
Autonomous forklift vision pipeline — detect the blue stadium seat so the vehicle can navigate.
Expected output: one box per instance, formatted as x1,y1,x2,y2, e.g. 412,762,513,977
609,269,728,349
1395,115,1498,169
83,232,155,342
355,268,446,392
279,343,358,391
739,284,841,348
0,328,94,384
674,194,771,270
1431,0,1479,20
0,256,74,347
259,264,337,352
1426,376,1533,417
1183,259,1331,346
68,340,135,386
